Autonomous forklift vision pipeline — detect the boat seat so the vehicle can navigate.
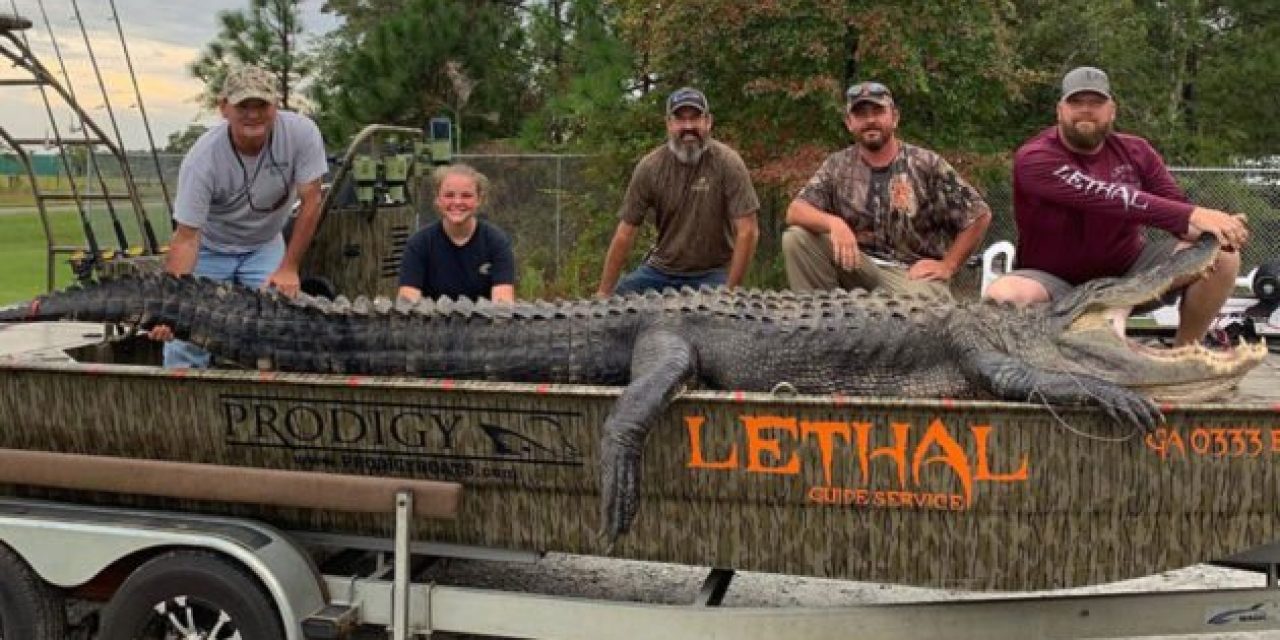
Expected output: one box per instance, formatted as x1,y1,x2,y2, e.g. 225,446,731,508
980,241,1016,297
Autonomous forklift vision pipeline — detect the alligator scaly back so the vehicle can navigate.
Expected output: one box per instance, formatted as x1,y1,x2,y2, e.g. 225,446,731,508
0,274,959,386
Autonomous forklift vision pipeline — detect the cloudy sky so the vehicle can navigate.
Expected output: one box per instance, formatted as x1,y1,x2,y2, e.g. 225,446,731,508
1,0,339,150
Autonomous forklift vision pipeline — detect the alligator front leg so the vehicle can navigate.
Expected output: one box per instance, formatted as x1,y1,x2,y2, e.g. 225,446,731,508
600,329,696,543
964,351,1162,432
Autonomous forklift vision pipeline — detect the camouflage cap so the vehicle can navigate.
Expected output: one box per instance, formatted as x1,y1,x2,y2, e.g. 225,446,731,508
220,65,279,105
846,81,893,109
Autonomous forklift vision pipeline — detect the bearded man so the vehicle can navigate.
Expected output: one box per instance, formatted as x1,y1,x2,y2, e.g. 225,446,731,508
782,81,991,299
984,66,1248,345
596,87,761,296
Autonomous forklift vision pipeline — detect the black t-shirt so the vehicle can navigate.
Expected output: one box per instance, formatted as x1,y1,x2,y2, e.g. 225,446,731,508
866,166,892,223
397,220,515,300
863,166,894,262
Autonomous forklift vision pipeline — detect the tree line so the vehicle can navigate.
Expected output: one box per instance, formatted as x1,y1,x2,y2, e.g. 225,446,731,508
182,0,1280,294
188,0,1279,163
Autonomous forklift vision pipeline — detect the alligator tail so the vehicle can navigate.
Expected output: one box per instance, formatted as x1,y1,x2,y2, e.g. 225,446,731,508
0,275,205,326
0,274,616,378
0,277,132,323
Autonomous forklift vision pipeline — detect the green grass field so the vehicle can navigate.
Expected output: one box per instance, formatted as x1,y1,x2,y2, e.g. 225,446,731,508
0,209,78,303
0,206,172,304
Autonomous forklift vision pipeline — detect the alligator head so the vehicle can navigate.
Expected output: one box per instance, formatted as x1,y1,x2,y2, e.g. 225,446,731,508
1018,235,1267,402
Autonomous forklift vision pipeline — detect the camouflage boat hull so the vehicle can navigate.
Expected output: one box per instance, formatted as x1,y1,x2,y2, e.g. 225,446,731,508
0,333,1276,591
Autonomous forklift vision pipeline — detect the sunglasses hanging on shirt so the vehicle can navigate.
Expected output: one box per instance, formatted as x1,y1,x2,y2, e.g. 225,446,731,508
229,128,290,213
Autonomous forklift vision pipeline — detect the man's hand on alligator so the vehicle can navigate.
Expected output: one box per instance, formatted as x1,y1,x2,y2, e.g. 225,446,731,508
148,324,174,342
1187,207,1249,250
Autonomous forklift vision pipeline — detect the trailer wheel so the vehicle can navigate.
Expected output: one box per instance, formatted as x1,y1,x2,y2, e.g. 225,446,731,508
98,550,282,640
0,542,66,640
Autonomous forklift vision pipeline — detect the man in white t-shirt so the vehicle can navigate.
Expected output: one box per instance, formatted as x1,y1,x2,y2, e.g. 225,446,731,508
152,65,327,368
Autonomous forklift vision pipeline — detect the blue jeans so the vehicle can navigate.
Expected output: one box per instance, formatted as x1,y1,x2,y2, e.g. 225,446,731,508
163,236,285,368
614,263,728,296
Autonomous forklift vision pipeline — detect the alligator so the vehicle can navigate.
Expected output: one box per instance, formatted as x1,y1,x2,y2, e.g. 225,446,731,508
0,234,1267,540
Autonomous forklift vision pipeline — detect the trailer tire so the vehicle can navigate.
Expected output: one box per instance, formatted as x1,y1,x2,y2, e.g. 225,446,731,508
0,542,66,640
98,550,283,640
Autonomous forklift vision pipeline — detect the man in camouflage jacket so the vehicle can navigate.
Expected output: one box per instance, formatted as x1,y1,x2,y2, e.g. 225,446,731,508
782,81,991,299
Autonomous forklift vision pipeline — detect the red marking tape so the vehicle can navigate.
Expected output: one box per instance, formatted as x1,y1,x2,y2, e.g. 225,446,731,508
345,376,363,387
832,393,846,406
442,379,456,390
536,383,550,394
941,398,956,409
733,390,745,402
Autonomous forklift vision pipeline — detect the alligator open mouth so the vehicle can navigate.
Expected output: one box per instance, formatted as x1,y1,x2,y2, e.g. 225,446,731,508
1128,337,1267,368
1053,235,1268,400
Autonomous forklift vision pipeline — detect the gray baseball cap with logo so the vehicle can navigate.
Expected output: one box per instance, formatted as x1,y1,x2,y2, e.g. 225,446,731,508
220,65,280,105
666,87,709,115
1061,66,1112,100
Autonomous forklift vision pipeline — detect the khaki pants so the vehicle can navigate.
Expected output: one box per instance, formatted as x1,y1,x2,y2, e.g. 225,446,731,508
781,226,953,299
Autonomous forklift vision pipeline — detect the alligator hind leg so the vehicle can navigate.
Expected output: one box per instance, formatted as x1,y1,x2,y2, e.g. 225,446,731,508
600,329,696,543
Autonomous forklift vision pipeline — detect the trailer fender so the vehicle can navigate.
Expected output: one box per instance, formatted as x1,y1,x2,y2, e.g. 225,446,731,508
0,499,323,640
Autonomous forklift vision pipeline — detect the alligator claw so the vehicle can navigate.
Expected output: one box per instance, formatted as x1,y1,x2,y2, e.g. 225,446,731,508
599,431,642,544
1095,383,1162,434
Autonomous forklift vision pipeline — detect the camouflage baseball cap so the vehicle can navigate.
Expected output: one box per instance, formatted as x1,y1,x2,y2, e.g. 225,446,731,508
220,65,279,105
846,81,894,109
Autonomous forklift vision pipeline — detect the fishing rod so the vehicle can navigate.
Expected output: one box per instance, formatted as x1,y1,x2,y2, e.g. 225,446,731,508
108,0,173,224
70,0,160,255
34,0,130,255
8,0,104,272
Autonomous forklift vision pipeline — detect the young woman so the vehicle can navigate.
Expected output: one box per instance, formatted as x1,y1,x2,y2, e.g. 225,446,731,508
397,164,516,302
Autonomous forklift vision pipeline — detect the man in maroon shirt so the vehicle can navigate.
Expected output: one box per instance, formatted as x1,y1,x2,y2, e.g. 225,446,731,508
985,66,1249,345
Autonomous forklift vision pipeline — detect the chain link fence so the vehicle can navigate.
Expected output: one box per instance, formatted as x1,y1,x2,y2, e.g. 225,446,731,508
0,151,179,253
5,153,1279,296
452,154,616,298
979,168,1280,275
429,158,1280,296
0,150,182,186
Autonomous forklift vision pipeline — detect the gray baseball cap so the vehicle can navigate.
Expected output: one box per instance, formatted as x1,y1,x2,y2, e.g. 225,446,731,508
1061,66,1111,100
666,87,709,115
220,65,280,105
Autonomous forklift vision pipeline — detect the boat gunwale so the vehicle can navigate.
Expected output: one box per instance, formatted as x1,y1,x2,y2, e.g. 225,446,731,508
0,351,1275,415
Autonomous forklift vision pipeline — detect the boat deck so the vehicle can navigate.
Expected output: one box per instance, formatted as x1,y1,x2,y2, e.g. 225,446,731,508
0,322,101,364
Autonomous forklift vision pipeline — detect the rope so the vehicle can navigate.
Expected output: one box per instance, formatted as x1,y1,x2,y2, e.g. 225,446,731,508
1027,376,1142,444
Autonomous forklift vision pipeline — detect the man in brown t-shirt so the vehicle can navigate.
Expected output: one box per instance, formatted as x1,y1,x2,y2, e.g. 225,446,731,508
783,81,991,299
596,87,761,296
